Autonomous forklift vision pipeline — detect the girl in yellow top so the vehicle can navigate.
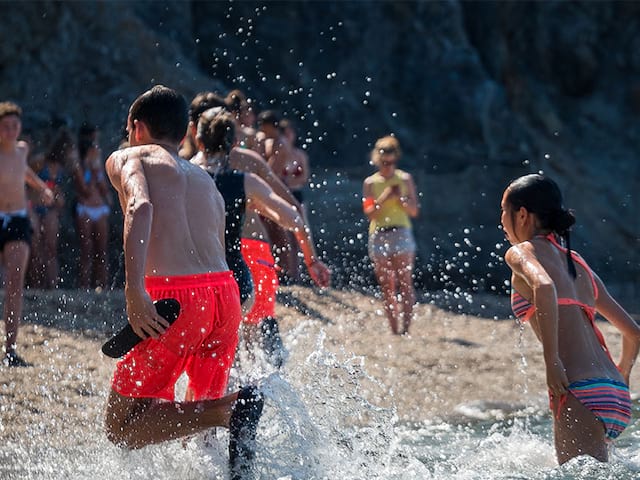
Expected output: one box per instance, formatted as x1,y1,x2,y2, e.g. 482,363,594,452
362,136,419,335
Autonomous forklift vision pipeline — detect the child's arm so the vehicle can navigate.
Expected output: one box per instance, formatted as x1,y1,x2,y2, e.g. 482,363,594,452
246,173,331,287
24,167,54,206
106,149,169,340
593,273,640,385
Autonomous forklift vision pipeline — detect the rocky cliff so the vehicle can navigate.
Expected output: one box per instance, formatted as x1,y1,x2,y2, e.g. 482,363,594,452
1,1,638,296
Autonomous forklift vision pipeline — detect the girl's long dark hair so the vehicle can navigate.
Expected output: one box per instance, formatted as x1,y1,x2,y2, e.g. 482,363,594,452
506,174,577,278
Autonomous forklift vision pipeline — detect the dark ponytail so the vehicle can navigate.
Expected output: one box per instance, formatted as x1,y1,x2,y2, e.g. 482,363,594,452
196,107,236,170
549,207,577,278
506,174,577,278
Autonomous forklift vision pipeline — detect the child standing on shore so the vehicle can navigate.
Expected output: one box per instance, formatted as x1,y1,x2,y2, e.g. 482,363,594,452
0,102,54,366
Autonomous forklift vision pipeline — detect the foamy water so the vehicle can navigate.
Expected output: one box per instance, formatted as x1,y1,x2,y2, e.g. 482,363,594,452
1,331,639,480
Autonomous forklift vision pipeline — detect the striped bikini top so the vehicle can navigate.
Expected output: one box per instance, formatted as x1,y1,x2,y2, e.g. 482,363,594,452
511,234,612,360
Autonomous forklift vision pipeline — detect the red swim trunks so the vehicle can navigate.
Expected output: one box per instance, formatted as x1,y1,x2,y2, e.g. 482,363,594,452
241,238,278,324
111,271,241,402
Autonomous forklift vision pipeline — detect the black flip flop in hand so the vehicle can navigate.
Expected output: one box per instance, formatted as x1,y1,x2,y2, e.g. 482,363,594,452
101,298,181,358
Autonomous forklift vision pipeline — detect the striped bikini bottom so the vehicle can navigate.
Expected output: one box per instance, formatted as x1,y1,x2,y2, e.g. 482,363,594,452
551,378,632,440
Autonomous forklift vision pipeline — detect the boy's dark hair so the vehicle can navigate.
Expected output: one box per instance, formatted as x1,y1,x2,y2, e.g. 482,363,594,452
129,85,188,144
0,102,22,121
189,92,226,125
225,89,249,115
257,110,281,128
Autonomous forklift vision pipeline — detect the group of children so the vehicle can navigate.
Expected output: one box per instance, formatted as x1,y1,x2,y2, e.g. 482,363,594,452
0,87,327,478
1,84,639,476
25,123,112,291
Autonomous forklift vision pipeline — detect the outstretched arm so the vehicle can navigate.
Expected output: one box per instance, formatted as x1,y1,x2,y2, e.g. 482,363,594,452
593,273,640,385
245,173,330,287
506,245,568,396
25,167,54,206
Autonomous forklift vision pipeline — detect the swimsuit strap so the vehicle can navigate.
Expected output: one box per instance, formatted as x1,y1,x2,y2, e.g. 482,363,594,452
511,235,597,323
557,298,596,321
545,234,598,299
545,234,612,360
558,298,613,363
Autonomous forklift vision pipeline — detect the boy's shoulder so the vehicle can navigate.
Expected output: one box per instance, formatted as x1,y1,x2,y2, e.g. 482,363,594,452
0,140,29,160
15,140,28,156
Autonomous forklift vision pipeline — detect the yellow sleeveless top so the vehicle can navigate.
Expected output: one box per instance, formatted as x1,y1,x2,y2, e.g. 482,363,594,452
367,169,412,235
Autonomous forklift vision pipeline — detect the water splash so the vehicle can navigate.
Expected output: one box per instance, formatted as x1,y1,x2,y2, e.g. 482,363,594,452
2,324,640,479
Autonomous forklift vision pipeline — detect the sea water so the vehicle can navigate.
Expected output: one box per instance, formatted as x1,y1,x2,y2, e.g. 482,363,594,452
1,333,639,480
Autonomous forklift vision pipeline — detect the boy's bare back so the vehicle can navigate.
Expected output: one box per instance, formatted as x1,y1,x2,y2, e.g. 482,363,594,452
107,144,227,277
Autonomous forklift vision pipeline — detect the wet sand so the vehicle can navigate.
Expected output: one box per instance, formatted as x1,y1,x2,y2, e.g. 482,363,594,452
0,286,638,447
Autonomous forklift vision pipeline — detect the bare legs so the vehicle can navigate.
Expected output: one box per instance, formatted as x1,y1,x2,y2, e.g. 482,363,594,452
240,322,262,364
373,256,399,334
553,392,608,464
263,218,300,284
22,209,64,290
77,214,109,289
41,211,60,289
104,389,237,449
26,213,44,288
372,251,416,335
395,252,415,334
2,241,29,357
93,214,109,288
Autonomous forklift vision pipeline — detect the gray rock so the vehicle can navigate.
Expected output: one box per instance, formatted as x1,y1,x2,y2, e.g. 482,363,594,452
0,1,636,303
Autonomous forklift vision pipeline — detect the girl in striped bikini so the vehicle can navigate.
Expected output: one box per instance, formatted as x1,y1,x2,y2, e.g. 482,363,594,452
501,174,640,464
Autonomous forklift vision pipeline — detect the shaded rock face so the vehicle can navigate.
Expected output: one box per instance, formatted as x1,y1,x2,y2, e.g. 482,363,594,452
1,1,637,294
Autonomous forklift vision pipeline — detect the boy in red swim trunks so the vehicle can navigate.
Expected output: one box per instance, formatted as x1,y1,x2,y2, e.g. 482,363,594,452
103,86,262,479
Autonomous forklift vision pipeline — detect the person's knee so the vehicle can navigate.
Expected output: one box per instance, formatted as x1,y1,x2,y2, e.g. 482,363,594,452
104,391,149,449
104,418,145,450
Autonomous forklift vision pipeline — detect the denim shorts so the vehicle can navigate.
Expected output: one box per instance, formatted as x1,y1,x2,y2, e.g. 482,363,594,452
368,227,416,260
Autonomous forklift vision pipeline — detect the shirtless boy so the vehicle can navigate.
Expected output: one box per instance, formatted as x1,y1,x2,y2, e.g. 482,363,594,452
102,86,262,480
225,89,258,151
254,110,302,284
0,102,54,367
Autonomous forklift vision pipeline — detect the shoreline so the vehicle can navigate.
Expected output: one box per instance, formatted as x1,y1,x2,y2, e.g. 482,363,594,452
0,286,638,447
